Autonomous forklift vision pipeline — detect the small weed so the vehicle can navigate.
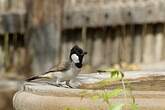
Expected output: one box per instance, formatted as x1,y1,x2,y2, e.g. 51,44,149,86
64,69,138,110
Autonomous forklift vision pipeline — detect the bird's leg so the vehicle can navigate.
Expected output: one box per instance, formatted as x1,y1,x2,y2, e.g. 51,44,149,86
66,80,73,88
55,80,64,87
47,79,62,87
47,82,61,87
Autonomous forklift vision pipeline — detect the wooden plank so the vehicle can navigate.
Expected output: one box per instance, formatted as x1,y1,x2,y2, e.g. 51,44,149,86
60,30,73,64
0,15,3,33
2,0,165,32
142,24,155,63
91,29,104,67
111,27,120,64
0,0,8,12
60,29,84,64
0,0,26,33
104,27,112,65
0,12,26,33
63,0,165,28
120,25,133,63
86,29,94,65
133,25,143,63
27,0,63,73
10,0,25,11
0,47,4,70
154,24,164,61
163,24,165,59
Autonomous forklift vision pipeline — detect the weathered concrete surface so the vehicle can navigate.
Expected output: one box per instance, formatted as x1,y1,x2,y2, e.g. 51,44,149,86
14,90,165,110
0,80,18,110
13,71,165,110
13,84,165,110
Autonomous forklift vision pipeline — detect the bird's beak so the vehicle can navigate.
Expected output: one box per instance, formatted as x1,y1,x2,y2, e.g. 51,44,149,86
83,51,87,55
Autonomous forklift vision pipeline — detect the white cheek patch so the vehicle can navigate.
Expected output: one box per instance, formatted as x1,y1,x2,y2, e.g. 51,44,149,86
71,54,79,63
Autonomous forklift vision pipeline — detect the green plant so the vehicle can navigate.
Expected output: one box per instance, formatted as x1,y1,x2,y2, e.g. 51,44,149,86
91,88,123,104
97,68,124,79
108,103,124,110
91,69,138,110
65,69,138,110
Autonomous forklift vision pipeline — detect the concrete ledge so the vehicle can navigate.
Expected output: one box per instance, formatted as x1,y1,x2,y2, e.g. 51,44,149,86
0,80,18,110
13,83,165,110
13,71,165,110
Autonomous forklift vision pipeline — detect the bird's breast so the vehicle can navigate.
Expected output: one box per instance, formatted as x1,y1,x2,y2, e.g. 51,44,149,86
61,68,81,81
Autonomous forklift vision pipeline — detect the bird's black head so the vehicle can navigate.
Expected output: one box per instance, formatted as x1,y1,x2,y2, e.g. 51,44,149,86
70,45,87,68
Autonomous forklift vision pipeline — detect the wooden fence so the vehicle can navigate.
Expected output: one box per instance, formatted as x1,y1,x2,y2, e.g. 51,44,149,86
0,0,165,74
61,24,165,66
0,0,30,76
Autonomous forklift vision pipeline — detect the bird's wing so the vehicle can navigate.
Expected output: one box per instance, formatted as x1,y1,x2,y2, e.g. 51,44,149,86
26,62,71,81
43,62,71,74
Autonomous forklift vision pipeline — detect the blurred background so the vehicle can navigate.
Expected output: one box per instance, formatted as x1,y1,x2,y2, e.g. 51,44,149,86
1,0,165,110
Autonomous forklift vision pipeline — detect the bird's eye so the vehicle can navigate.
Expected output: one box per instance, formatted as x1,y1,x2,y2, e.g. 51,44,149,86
77,50,82,54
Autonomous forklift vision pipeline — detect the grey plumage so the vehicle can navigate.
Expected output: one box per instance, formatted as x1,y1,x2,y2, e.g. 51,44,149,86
26,45,87,87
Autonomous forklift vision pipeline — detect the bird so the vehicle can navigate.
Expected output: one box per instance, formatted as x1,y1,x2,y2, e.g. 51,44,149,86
26,45,87,88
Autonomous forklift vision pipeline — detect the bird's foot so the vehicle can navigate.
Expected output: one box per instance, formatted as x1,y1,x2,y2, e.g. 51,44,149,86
47,82,63,87
65,81,74,88
66,84,73,88
47,81,74,88
60,84,72,88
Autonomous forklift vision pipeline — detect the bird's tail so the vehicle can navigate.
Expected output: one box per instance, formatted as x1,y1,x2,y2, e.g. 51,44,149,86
26,75,42,82
26,73,53,82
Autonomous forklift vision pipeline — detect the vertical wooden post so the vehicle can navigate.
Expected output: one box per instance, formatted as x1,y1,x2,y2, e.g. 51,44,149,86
91,29,104,67
104,27,112,66
111,26,120,64
133,25,143,63
86,29,94,65
59,31,67,64
142,24,155,63
163,24,165,60
4,33,9,70
82,26,87,49
0,44,4,70
27,0,63,73
81,26,88,64
120,25,133,63
0,0,7,12
155,24,164,62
